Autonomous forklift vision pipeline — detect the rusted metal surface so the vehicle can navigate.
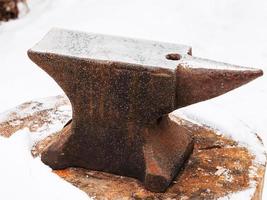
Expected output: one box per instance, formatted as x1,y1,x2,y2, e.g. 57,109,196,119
27,28,263,192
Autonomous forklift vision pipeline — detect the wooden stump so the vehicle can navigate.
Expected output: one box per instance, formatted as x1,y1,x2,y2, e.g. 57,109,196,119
0,95,265,199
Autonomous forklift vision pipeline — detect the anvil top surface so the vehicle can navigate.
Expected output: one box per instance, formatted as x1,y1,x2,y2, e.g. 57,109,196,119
30,28,258,71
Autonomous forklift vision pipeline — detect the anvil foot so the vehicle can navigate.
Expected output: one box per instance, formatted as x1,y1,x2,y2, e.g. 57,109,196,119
41,116,194,192
41,124,73,169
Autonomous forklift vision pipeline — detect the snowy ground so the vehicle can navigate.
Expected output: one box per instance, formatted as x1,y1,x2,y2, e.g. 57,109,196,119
0,130,89,200
0,0,267,199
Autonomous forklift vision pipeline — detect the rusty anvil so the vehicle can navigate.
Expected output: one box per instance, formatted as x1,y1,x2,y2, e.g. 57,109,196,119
28,28,263,192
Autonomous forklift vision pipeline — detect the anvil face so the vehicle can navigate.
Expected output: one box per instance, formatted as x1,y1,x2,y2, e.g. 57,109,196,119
28,28,262,192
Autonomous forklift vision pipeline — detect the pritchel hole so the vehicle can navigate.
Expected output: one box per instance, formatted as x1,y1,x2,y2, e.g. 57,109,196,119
166,53,181,61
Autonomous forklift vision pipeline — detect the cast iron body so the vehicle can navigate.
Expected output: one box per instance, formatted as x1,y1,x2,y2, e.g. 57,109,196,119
28,28,263,192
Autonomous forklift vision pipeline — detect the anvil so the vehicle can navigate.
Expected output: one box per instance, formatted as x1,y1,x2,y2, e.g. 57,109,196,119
28,28,263,192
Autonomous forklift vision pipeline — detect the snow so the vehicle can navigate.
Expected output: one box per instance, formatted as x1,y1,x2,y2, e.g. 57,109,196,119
0,129,90,200
179,55,262,71
1,0,267,199
214,166,233,183
29,27,259,71
218,188,255,200
0,95,72,145
30,27,191,69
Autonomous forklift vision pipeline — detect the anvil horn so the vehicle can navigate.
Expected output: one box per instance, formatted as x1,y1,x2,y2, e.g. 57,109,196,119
175,56,263,108
27,28,263,192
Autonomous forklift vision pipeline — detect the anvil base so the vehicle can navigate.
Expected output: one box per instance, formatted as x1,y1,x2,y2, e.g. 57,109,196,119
41,115,194,192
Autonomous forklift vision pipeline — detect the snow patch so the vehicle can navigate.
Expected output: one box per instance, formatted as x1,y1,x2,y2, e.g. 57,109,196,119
218,188,255,200
0,129,89,200
180,55,260,71
215,166,233,182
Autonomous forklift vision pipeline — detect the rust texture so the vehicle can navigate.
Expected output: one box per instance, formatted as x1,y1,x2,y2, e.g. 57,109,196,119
27,28,263,192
